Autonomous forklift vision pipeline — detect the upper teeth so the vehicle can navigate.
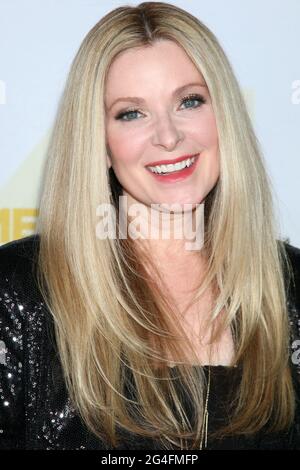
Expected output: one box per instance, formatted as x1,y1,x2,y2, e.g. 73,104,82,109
147,156,197,174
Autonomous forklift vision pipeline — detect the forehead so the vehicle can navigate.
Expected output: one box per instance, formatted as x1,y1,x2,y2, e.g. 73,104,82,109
105,40,205,96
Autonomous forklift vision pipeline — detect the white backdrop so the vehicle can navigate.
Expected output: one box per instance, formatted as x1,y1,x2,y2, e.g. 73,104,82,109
0,0,299,246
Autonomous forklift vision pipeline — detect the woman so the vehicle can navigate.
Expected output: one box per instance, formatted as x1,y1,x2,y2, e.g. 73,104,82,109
0,1,300,450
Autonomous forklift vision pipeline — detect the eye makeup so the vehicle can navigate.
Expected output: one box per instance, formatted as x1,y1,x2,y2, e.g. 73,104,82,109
114,93,206,122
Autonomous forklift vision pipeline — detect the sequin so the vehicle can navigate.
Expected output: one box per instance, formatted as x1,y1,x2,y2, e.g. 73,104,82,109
0,234,300,449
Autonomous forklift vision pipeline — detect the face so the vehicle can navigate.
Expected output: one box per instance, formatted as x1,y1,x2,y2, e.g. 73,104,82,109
105,39,219,214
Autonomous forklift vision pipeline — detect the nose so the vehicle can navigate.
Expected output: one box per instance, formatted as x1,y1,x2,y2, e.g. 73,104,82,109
151,113,184,150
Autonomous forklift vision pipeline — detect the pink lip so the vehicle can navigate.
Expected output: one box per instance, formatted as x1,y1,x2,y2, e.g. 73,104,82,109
145,153,200,183
145,153,198,167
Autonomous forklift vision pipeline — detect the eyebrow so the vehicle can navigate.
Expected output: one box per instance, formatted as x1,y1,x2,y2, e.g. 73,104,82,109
106,82,207,111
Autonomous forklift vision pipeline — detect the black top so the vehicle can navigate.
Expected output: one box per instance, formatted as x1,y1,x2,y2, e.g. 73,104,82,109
0,235,300,450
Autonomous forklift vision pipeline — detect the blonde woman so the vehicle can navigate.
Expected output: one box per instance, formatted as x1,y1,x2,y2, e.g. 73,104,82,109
0,2,300,450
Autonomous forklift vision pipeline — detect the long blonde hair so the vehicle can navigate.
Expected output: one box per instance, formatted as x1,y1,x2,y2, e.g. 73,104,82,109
36,1,295,449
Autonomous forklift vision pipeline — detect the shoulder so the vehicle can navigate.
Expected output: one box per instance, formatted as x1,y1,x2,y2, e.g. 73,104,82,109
282,240,300,271
0,234,40,289
0,234,43,327
0,234,40,269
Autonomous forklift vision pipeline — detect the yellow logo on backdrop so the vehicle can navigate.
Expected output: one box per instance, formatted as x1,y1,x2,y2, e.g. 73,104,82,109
0,208,38,244
0,128,50,245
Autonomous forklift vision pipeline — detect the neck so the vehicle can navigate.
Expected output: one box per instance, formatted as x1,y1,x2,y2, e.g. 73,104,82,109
120,190,205,261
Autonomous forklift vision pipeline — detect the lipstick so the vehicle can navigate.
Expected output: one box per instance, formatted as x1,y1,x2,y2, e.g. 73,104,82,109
145,153,200,184
145,154,198,167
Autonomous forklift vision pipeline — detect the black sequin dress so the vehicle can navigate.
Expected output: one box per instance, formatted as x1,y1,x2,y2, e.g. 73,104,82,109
0,235,300,449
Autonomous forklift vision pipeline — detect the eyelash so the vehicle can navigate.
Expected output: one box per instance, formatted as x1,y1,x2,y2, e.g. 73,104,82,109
114,93,206,122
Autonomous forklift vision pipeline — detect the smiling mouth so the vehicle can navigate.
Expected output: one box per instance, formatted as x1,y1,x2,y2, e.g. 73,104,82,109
146,154,199,175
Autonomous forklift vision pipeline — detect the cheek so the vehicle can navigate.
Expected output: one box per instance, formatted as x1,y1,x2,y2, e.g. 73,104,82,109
192,111,219,146
106,124,143,165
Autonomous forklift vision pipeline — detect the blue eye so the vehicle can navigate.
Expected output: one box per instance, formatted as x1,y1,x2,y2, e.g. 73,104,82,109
181,94,206,109
115,93,206,122
115,109,142,121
